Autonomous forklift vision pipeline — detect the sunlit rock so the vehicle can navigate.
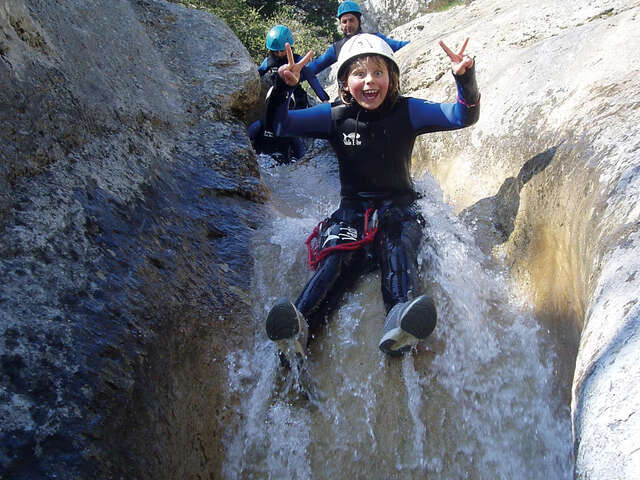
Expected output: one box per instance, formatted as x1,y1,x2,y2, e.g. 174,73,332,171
391,0,640,478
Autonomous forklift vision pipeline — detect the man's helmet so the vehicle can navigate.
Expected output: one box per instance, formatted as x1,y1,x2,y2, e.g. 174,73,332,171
337,1,361,19
265,25,294,51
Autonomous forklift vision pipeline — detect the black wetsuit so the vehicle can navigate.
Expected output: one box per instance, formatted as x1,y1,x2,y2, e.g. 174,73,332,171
270,66,480,332
250,54,329,161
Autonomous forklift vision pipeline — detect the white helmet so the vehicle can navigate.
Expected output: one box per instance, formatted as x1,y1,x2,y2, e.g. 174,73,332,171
336,33,399,79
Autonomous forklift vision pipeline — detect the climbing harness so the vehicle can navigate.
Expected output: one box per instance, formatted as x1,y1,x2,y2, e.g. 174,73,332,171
305,208,378,270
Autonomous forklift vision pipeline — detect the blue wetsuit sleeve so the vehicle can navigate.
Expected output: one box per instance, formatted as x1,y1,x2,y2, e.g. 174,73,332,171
307,46,338,75
301,66,330,102
273,92,332,139
408,65,480,134
375,32,409,52
257,58,269,77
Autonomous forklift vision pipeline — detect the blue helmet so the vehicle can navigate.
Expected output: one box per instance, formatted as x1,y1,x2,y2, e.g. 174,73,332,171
337,1,361,19
265,25,294,52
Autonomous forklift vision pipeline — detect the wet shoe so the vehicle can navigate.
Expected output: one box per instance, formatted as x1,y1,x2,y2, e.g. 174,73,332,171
266,297,309,364
379,295,437,357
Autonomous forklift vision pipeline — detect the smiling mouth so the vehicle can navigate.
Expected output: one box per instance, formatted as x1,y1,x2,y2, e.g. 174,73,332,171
363,89,379,100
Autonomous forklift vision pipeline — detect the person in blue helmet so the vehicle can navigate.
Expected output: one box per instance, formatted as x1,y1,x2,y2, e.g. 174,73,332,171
306,1,409,77
263,34,479,364
249,25,330,163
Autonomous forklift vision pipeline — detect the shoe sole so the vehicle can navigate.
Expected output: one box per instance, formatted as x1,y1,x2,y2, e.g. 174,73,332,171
379,296,437,356
266,298,306,359
266,298,300,341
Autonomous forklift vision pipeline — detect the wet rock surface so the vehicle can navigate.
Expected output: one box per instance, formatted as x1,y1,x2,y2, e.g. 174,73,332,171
1,0,262,478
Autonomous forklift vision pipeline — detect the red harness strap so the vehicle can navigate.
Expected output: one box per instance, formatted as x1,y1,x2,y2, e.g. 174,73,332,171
305,208,378,270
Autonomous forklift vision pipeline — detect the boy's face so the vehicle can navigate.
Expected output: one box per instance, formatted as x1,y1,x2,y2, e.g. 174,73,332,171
271,50,287,58
340,13,360,37
345,56,389,111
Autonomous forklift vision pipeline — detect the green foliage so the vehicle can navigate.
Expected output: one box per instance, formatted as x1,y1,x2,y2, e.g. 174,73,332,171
172,0,339,64
245,0,341,30
267,5,335,62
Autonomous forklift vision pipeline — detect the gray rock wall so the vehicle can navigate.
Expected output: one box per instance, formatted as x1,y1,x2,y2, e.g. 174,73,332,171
392,0,640,477
360,0,435,32
1,0,262,478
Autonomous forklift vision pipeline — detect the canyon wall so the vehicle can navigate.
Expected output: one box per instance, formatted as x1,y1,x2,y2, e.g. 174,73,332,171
391,0,640,477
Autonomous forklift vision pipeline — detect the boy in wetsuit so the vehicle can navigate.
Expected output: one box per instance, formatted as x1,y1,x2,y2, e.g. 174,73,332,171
248,25,330,162
265,34,480,360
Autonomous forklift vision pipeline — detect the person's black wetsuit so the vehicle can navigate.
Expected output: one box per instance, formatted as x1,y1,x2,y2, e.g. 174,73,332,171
269,66,480,332
250,53,329,162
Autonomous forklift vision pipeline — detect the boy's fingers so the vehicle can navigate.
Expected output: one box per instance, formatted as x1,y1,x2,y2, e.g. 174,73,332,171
458,37,469,56
282,69,297,86
438,40,456,60
300,50,314,67
285,42,294,66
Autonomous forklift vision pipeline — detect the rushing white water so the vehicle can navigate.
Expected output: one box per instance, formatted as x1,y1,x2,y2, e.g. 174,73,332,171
223,144,574,479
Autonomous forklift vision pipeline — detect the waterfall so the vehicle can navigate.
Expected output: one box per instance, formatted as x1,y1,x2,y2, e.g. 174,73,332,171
223,144,574,479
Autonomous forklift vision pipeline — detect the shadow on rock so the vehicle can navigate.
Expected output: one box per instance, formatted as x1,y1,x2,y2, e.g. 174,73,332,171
459,145,558,254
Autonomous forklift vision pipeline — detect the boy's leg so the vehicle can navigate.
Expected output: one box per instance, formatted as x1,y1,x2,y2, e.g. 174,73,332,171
248,119,262,142
266,206,369,363
377,206,424,310
291,137,306,159
265,249,367,365
376,206,437,356
295,249,366,331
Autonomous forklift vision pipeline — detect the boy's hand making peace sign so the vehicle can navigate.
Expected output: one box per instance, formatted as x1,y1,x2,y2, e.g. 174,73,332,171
439,38,474,75
277,43,314,86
